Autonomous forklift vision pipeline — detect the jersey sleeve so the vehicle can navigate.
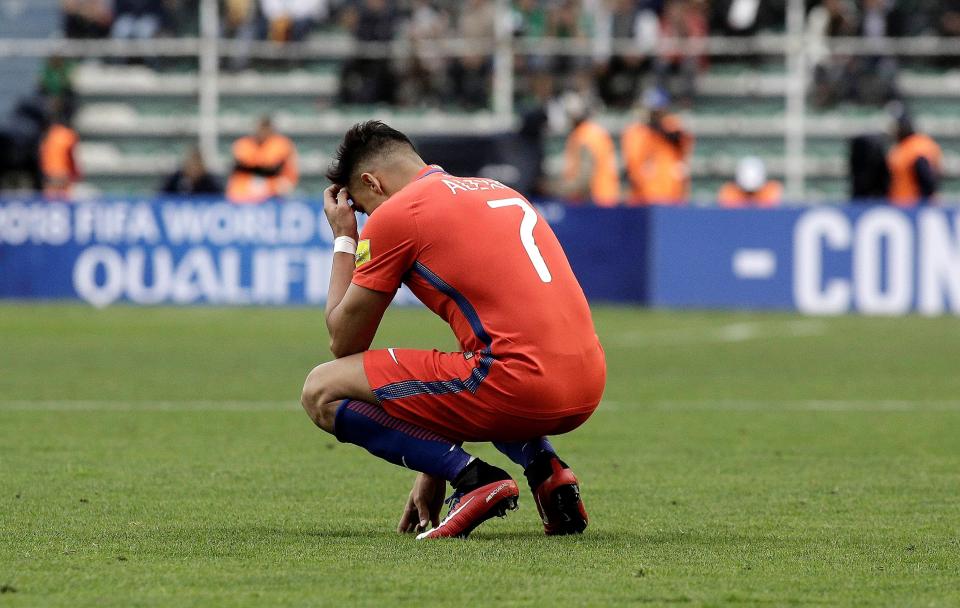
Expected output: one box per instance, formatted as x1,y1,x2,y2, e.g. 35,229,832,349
351,202,419,293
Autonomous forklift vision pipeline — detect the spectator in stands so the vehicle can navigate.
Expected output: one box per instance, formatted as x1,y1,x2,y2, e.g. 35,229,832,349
621,88,692,205
512,0,550,78
260,0,328,42
557,92,620,206
223,0,261,71
546,0,593,78
711,0,763,36
39,56,74,101
226,116,299,204
38,56,77,122
849,133,891,201
717,157,782,208
886,110,942,207
161,147,223,196
111,0,170,41
339,0,397,105
940,0,960,35
39,100,81,199
594,0,658,109
450,0,497,110
62,0,112,39
0,96,47,193
398,0,450,106
514,71,555,198
513,0,549,40
514,0,548,31
655,0,708,108
164,0,198,35
807,0,857,108
847,0,903,105
708,0,773,66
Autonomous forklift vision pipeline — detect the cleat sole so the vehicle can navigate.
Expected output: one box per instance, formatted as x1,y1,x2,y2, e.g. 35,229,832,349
546,484,588,536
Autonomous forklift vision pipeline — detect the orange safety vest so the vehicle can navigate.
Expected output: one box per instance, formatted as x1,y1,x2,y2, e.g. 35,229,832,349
621,114,692,206
887,133,942,207
562,120,620,206
40,124,80,198
717,180,783,209
226,134,299,204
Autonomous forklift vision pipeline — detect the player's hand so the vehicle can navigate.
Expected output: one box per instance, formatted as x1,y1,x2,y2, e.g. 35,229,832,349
397,472,446,534
323,185,359,241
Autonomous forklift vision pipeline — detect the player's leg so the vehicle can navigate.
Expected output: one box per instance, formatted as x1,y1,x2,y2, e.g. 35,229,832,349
300,355,473,481
363,346,603,536
300,355,519,539
492,437,557,470
494,434,589,535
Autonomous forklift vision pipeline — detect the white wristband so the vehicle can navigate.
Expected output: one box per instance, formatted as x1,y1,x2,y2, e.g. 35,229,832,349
333,236,357,255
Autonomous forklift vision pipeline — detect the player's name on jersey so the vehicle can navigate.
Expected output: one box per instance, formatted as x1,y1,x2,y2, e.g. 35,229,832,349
441,177,509,195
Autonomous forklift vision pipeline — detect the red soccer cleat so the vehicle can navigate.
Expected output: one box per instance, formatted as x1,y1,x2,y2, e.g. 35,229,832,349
528,455,589,536
417,465,520,540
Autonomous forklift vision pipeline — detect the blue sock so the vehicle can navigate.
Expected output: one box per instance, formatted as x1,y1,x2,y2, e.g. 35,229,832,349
333,400,472,481
493,437,556,470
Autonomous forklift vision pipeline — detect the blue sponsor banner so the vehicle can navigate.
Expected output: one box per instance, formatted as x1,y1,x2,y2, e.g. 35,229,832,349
1,198,958,315
537,203,648,303
0,197,643,307
649,207,799,310
0,197,415,307
648,205,960,315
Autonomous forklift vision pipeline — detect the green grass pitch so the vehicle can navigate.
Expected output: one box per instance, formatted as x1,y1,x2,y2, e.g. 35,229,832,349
2,303,959,606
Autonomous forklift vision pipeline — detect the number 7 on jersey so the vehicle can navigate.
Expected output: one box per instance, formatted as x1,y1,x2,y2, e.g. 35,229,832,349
486,197,553,283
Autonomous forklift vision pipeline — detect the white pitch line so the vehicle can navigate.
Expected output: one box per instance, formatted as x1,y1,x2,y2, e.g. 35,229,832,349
598,399,960,412
605,320,828,347
0,400,299,412
3,398,959,414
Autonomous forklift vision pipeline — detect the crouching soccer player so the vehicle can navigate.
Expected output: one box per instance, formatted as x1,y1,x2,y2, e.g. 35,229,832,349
300,121,606,539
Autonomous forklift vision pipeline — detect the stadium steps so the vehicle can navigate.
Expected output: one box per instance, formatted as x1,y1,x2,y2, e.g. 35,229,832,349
72,61,339,97
697,69,960,98
74,106,513,136
66,61,960,200
74,103,960,139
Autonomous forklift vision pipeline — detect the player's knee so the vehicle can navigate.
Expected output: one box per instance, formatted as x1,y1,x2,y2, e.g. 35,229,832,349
300,364,335,426
314,401,340,433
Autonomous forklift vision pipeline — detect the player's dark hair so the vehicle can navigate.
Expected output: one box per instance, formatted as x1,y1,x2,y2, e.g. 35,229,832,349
326,120,417,186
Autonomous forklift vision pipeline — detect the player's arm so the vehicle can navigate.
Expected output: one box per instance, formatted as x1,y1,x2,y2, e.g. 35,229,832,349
326,284,391,359
323,185,391,358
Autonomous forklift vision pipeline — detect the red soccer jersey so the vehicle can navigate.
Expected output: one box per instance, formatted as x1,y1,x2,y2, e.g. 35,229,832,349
352,165,601,371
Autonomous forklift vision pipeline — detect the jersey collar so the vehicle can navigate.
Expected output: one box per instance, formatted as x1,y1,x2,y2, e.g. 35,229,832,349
415,164,446,180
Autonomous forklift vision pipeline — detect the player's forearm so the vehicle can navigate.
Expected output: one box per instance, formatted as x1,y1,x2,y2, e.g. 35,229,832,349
321,184,365,358
328,322,376,359
325,252,381,358
324,251,355,329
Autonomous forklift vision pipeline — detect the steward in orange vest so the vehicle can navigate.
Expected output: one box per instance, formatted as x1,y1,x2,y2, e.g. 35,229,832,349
40,120,81,199
887,115,941,207
558,93,620,206
621,89,692,206
718,157,782,208
226,116,299,204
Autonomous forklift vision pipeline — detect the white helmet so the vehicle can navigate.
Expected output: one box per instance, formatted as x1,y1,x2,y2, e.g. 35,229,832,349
735,156,767,193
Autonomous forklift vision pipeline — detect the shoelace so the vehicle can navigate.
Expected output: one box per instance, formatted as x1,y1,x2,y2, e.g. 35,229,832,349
443,491,464,515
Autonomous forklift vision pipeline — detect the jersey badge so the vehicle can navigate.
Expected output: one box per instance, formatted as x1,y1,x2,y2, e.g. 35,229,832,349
355,239,371,268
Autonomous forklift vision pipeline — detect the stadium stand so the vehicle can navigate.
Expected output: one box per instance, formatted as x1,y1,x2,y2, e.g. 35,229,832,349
2,0,960,203
69,64,960,201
